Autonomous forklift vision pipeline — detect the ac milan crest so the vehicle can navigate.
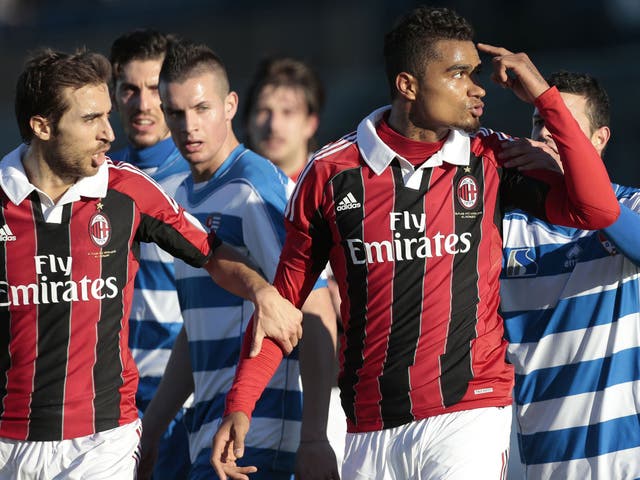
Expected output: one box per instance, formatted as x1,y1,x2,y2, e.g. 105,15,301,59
89,212,111,247
456,175,479,209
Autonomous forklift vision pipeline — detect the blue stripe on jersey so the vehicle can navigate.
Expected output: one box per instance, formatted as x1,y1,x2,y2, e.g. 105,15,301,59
176,277,243,309
185,387,303,434
515,347,640,405
129,319,182,350
134,260,177,291
504,277,640,344
501,234,613,280
520,413,640,464
190,339,299,373
191,213,243,247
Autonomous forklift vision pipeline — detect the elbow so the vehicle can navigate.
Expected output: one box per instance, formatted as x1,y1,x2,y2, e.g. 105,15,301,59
578,203,621,230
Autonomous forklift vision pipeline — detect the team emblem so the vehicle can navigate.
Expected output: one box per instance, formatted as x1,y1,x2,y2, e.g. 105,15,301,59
89,212,111,247
456,175,478,209
205,213,222,232
598,232,617,255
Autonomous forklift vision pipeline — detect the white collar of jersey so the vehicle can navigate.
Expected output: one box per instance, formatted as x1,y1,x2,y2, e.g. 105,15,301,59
357,106,471,176
0,143,109,205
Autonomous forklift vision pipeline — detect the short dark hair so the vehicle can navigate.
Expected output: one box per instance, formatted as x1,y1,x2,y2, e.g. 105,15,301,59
384,6,474,98
159,40,229,94
547,71,610,133
110,29,177,82
244,57,325,122
15,48,111,143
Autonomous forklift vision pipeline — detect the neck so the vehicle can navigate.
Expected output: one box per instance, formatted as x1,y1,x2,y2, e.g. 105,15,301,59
388,103,450,143
275,152,307,179
22,143,77,203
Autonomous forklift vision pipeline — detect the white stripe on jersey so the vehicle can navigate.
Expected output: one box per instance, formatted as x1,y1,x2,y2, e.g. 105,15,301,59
130,348,172,378
508,311,640,376
501,255,638,313
130,290,182,325
525,447,640,480
518,379,640,434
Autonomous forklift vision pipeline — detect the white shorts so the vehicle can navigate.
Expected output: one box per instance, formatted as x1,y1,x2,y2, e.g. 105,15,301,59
342,406,511,480
0,419,142,480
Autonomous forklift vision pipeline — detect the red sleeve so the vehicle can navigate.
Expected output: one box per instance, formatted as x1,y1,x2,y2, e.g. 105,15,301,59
225,162,325,418
110,161,213,267
535,87,619,229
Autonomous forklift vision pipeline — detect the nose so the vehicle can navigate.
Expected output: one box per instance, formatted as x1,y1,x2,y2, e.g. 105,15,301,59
533,125,552,143
469,76,486,99
471,83,486,99
138,88,153,112
101,117,115,143
183,110,199,133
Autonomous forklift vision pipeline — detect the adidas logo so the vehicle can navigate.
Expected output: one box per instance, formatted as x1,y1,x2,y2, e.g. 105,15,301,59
0,224,16,242
336,192,361,211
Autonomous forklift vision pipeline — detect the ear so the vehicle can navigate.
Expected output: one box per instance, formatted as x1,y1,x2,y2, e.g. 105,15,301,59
591,125,611,155
30,115,52,141
395,72,418,101
303,113,320,139
224,91,238,121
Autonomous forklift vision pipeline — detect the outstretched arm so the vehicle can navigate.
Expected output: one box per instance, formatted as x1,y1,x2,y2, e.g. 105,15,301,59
203,242,302,355
602,203,640,266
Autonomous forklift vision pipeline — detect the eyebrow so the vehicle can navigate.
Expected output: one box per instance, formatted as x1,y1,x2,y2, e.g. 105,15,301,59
81,112,104,120
445,63,480,72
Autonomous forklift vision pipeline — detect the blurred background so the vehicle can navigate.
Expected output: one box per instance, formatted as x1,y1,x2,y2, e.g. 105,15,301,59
0,0,638,184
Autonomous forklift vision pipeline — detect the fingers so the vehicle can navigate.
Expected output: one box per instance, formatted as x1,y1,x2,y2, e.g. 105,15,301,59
476,43,513,56
279,337,294,355
249,329,264,358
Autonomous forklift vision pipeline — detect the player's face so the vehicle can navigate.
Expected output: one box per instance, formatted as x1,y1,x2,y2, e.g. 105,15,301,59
45,83,114,179
532,92,594,151
114,58,170,149
247,85,317,170
161,71,237,178
410,39,485,140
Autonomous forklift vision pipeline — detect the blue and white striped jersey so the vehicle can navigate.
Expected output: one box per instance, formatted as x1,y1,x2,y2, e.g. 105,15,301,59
110,138,191,408
501,184,640,479
175,144,304,473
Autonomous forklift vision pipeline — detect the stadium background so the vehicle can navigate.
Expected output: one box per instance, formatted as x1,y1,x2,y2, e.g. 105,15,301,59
0,0,638,184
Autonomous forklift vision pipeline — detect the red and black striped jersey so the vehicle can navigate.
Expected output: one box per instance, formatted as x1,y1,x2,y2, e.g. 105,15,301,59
0,146,213,441
225,87,619,433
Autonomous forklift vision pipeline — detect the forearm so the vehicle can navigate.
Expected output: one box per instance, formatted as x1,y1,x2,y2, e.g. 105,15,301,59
203,242,272,303
299,288,338,441
602,203,640,266
224,318,285,418
537,87,619,229
142,327,194,443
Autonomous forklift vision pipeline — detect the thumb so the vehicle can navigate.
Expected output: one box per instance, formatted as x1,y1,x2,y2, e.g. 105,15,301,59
233,426,247,459
249,330,264,358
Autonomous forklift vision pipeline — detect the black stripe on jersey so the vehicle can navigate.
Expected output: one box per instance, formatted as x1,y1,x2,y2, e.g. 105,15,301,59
309,209,332,275
380,161,431,428
332,167,367,425
93,191,132,432
440,156,484,407
29,199,73,440
0,202,10,420
499,168,550,222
